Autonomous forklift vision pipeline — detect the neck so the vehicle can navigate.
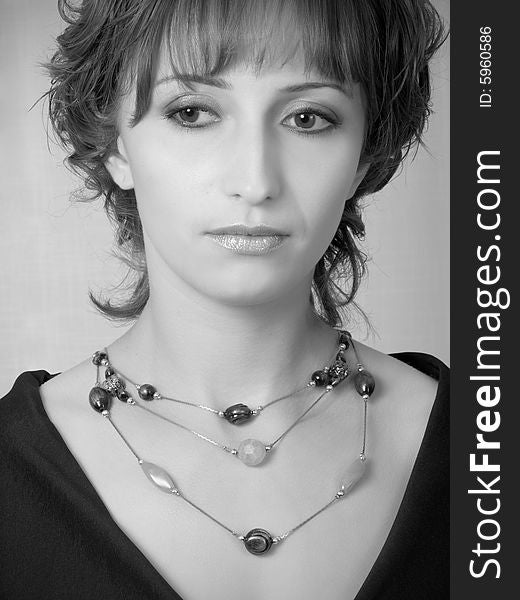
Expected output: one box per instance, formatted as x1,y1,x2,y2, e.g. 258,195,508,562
109,272,337,410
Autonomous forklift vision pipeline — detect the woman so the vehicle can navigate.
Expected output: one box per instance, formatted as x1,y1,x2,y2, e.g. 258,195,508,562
0,1,448,599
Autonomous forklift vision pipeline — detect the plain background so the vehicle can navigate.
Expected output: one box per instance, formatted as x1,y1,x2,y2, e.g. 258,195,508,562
0,0,450,395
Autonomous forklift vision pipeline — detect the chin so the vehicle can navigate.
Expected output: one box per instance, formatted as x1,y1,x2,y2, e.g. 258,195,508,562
198,268,305,308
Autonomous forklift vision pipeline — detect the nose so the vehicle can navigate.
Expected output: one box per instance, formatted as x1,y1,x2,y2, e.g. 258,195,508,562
220,122,281,204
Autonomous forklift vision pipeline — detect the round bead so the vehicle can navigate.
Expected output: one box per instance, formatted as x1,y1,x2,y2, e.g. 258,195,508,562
223,403,253,425
243,528,273,555
105,367,115,378
92,351,108,366
311,370,331,387
138,384,157,401
354,370,375,398
89,386,112,413
237,439,267,466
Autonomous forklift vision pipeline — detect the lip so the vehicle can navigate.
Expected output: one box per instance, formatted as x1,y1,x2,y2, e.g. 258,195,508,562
205,224,289,255
206,224,289,236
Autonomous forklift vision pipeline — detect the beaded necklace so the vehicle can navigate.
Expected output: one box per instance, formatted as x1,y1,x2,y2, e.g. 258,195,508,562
88,331,376,555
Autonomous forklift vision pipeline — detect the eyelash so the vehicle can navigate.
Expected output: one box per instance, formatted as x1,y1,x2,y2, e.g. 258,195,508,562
163,104,340,136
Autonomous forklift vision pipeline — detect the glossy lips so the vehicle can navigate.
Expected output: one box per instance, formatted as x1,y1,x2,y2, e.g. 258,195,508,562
206,225,288,255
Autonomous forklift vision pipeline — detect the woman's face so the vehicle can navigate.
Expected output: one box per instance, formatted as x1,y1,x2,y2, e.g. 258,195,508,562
107,50,367,307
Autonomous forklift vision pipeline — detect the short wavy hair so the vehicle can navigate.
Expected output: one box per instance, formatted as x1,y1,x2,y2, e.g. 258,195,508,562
46,0,445,326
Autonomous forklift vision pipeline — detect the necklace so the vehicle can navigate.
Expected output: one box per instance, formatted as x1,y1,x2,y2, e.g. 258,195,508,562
87,332,376,555
92,331,350,424
90,333,353,467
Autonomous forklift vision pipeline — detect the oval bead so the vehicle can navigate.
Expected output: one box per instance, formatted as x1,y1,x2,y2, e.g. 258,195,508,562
354,370,375,398
89,386,111,413
339,331,351,348
311,370,331,387
237,439,267,466
243,528,273,555
140,461,178,494
340,458,367,494
139,384,157,401
117,389,130,402
223,403,253,425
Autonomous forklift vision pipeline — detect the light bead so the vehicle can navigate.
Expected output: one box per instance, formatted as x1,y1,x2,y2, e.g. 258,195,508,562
140,461,178,494
237,439,268,466
340,458,367,494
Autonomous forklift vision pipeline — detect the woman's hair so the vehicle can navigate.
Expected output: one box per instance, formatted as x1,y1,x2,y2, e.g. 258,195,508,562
46,0,445,327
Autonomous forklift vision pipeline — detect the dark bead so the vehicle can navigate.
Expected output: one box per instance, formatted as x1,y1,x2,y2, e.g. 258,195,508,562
117,389,130,402
335,351,347,363
92,351,108,366
89,386,111,413
105,367,115,378
138,384,157,401
243,528,273,555
339,331,351,349
354,370,375,398
311,370,331,387
223,403,253,425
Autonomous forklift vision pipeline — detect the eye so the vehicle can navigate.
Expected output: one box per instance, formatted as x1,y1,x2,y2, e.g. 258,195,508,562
282,110,338,134
166,105,220,128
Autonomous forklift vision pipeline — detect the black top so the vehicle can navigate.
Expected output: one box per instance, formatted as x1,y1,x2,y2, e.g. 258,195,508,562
0,353,449,600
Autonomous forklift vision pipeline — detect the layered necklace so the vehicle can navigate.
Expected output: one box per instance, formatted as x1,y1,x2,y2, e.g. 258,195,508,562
88,330,376,555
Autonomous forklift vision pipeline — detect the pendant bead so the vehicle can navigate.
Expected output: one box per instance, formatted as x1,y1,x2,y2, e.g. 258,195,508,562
339,457,367,494
243,528,274,555
140,461,178,494
311,370,331,387
354,370,375,398
223,403,253,425
237,439,268,466
89,386,112,413
138,384,157,401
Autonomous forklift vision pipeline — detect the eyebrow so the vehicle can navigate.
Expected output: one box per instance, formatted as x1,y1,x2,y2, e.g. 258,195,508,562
155,74,231,89
280,82,353,98
155,75,352,97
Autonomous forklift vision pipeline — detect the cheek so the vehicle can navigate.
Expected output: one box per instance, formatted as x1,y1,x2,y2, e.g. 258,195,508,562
125,137,211,238
286,143,360,249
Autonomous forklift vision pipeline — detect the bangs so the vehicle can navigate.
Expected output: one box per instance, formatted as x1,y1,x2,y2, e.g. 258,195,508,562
127,0,365,123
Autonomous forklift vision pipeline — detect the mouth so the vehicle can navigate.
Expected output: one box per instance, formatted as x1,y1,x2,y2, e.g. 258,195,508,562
205,224,289,255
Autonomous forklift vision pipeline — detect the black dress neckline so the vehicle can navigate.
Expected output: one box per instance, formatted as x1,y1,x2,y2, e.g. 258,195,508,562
4,352,449,599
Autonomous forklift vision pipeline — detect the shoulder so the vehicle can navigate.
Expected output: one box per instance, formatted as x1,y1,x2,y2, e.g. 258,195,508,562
349,341,448,465
0,371,56,440
352,341,447,403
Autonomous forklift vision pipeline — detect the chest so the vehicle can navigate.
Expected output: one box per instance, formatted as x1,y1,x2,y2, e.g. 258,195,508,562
40,377,428,600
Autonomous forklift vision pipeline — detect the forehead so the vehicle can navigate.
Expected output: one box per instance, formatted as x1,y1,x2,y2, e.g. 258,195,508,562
155,0,353,82
125,0,356,122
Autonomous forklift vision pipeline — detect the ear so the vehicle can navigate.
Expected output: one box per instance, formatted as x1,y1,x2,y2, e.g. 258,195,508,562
104,137,134,190
346,161,370,200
